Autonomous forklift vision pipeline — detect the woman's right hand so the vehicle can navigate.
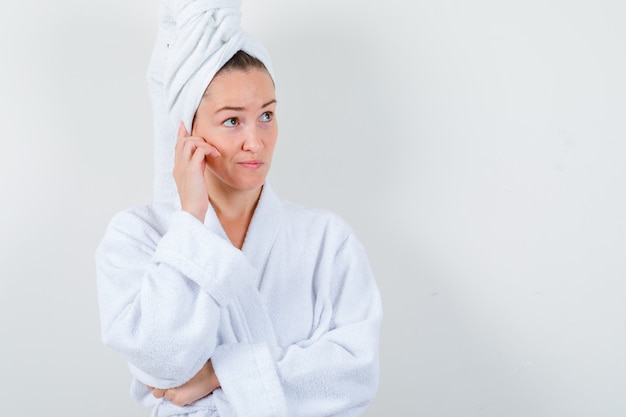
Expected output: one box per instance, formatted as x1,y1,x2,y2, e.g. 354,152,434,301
173,122,221,222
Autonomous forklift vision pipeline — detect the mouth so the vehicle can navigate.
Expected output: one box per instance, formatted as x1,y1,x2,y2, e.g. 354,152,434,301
238,160,264,170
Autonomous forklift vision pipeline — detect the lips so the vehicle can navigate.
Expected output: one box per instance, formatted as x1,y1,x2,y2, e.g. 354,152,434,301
238,160,264,169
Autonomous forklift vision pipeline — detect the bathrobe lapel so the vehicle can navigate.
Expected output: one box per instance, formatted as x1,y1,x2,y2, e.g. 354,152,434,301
241,183,283,272
202,198,230,242
202,183,283,274
200,183,283,347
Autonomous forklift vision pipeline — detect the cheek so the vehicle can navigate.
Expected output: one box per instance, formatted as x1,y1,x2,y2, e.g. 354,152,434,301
199,128,230,154
265,126,278,148
205,142,236,172
266,139,277,154
204,155,227,178
212,140,238,158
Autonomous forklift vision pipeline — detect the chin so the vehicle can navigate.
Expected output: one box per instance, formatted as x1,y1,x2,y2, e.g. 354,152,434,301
229,178,266,192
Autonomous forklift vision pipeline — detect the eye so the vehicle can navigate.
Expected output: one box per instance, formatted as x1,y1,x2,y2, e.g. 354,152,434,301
223,117,239,127
260,111,273,122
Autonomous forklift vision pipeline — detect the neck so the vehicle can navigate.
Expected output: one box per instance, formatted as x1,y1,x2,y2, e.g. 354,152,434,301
208,185,262,222
203,174,263,249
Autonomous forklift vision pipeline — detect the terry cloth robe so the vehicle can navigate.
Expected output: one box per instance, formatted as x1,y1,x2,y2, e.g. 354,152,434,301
97,0,381,415
96,183,383,417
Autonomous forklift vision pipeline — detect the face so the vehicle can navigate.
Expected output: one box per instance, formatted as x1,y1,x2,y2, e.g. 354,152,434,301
192,68,277,193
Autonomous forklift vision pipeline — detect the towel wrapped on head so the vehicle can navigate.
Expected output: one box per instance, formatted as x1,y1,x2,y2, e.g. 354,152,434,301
148,0,275,204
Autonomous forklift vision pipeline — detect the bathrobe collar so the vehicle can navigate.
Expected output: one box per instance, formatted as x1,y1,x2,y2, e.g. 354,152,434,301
202,182,283,271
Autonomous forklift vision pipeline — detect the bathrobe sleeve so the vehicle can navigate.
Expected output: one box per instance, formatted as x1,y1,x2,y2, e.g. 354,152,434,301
210,218,382,417
96,207,257,390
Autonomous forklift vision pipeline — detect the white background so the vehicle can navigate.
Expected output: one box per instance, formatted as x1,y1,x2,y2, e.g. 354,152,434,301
1,1,625,416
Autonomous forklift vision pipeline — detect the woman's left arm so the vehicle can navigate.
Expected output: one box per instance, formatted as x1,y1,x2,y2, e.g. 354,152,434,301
210,230,382,417
151,219,382,415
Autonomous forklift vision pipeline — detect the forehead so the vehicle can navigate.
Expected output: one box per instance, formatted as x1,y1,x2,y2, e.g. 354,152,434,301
202,68,275,106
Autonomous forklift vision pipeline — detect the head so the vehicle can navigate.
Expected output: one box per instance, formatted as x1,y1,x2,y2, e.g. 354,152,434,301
191,51,277,194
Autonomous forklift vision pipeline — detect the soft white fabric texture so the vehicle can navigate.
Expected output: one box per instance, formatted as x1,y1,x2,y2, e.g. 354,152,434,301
148,0,275,204
96,185,382,416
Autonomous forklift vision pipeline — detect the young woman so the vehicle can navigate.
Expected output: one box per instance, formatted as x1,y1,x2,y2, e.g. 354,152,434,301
96,2,381,416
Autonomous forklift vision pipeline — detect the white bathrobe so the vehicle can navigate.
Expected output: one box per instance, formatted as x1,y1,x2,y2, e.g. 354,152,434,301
96,183,382,417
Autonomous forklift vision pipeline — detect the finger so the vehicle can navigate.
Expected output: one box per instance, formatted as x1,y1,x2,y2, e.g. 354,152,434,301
190,144,208,167
165,390,174,400
183,138,220,161
180,137,198,161
179,138,207,164
151,388,167,399
177,136,201,162
164,388,192,407
194,140,221,159
163,389,181,405
183,134,221,158
199,137,221,158
177,122,188,141
204,143,221,158
175,122,189,161
183,142,213,175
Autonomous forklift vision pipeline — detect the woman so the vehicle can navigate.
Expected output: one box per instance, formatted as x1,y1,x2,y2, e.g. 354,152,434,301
96,1,381,416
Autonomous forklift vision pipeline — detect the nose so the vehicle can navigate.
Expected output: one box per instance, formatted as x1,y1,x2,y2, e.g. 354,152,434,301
242,126,263,153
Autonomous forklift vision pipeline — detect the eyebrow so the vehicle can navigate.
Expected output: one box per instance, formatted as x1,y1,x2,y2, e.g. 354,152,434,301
215,99,277,114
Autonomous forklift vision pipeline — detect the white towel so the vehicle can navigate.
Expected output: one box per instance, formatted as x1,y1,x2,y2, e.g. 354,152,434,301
147,0,275,204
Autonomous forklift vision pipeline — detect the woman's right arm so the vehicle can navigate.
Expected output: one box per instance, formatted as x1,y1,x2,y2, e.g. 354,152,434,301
96,119,225,390
96,208,219,390
96,207,255,391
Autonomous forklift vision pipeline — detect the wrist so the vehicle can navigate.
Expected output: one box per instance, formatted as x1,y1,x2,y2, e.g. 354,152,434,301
181,202,207,223
206,360,221,391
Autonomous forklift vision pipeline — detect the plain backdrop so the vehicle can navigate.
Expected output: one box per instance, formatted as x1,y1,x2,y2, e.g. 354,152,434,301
1,1,626,416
